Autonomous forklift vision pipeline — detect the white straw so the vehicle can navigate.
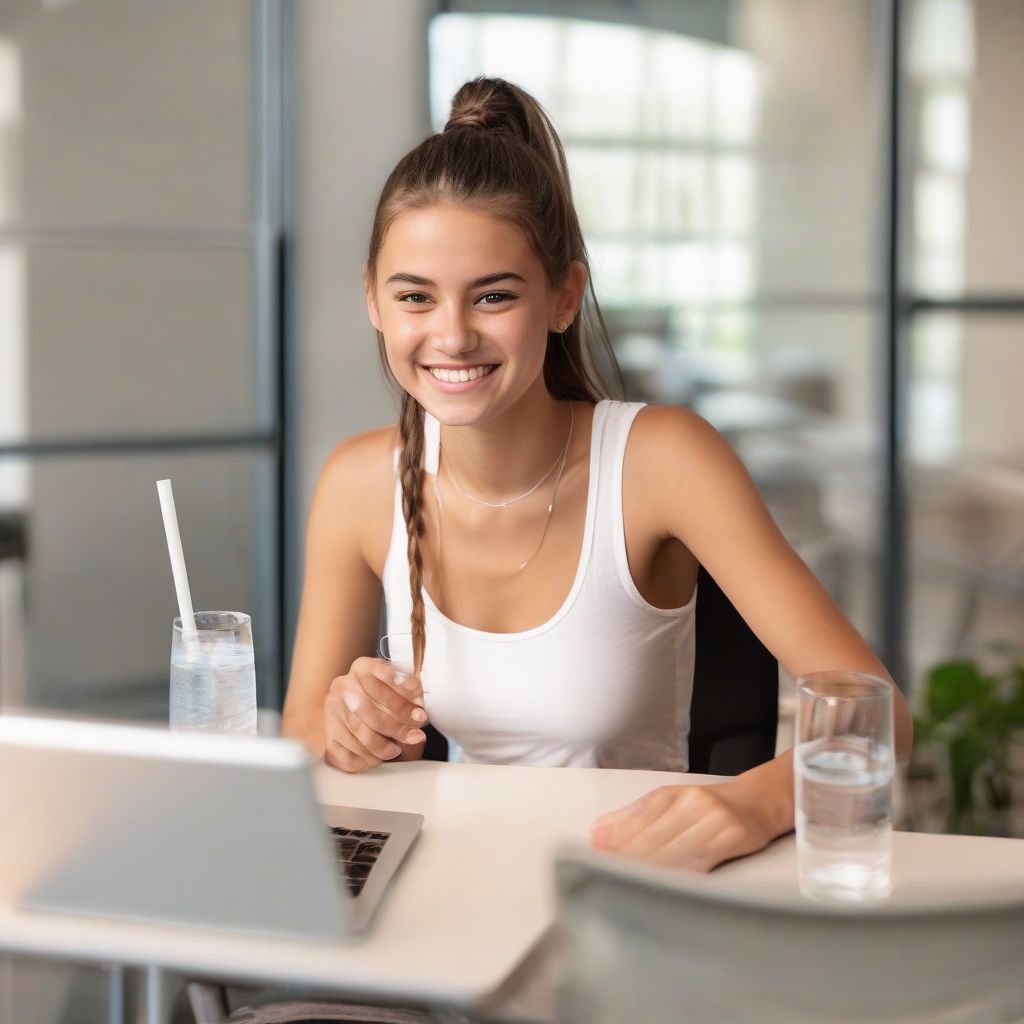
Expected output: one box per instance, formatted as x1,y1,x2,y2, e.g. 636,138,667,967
156,479,196,633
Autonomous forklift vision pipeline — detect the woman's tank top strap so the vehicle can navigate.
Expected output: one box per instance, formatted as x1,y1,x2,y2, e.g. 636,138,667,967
590,400,646,534
423,412,440,475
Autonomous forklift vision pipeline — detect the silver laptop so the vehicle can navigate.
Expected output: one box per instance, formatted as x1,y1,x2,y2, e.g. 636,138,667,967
0,713,423,939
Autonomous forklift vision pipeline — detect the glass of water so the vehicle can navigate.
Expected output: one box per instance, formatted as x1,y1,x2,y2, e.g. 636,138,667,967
378,633,429,696
795,670,894,904
170,611,257,735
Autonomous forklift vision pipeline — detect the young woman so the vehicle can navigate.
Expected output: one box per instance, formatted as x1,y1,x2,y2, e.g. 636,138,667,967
281,77,912,873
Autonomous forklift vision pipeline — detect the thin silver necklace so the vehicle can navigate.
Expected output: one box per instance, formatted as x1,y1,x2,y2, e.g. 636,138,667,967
433,403,575,576
440,404,574,509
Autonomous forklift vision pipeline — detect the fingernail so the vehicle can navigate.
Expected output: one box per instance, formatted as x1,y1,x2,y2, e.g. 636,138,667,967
406,730,425,744
590,825,612,849
384,744,402,758
394,671,410,686
343,693,359,714
412,708,427,723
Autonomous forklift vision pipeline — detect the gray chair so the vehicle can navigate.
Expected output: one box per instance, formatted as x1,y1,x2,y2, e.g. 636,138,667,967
556,847,1024,1023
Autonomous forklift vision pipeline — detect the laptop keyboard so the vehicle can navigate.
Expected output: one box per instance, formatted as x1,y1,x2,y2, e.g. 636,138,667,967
329,826,391,897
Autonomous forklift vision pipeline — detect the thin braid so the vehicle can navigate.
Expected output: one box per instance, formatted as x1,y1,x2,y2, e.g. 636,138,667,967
398,393,427,676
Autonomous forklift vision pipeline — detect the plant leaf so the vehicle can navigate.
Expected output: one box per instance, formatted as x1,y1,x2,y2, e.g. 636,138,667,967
925,659,985,720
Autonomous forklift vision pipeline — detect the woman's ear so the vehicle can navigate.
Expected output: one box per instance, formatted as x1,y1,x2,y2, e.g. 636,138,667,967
553,260,587,329
363,264,382,332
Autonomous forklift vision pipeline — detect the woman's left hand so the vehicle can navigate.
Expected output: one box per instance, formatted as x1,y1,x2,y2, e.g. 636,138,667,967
589,782,775,872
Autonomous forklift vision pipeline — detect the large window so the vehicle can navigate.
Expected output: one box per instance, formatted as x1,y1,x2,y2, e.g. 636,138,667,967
430,14,760,388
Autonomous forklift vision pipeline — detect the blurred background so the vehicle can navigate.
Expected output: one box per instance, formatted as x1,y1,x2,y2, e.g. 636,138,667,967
0,0,1022,812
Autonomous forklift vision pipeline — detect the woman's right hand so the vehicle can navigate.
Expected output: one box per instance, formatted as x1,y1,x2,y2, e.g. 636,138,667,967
323,656,429,773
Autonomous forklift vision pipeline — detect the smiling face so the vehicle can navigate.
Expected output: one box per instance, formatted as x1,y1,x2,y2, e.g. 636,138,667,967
366,204,583,427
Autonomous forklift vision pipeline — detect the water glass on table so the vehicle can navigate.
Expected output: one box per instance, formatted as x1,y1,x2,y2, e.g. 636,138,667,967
170,611,257,734
794,670,895,904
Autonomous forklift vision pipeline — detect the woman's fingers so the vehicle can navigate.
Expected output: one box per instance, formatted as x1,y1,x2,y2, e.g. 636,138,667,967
347,714,406,760
361,665,428,726
326,693,404,759
343,678,426,747
322,657,430,774
623,798,732,871
648,812,751,871
323,719,382,773
589,786,676,849
590,784,770,873
324,738,372,774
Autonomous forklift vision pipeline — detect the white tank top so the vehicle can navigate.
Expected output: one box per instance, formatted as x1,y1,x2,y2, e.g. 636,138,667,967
382,400,696,770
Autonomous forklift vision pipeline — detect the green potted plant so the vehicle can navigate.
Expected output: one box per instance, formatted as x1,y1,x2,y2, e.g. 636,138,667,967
911,651,1024,835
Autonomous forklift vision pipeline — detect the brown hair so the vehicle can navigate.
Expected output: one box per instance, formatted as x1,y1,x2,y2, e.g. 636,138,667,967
366,77,623,676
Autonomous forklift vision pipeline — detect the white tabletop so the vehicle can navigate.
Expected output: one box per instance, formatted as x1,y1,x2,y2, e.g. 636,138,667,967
0,760,708,1008
0,760,1022,1013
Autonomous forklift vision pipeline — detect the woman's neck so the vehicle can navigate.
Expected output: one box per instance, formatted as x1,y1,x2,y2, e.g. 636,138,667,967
436,387,576,504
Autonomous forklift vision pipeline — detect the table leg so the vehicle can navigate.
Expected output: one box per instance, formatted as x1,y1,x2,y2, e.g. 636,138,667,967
107,964,126,1024
134,965,178,1024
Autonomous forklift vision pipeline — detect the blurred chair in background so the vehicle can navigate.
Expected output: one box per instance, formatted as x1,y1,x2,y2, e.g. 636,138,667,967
556,848,1024,1024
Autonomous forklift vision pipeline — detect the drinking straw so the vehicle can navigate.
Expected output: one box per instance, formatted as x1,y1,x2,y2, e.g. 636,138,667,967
156,479,197,634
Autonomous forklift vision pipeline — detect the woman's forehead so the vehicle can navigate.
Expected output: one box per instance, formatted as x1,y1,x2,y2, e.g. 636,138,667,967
378,205,539,282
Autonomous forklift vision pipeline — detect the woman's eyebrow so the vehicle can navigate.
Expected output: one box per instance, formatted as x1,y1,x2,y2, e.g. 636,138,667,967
384,271,528,288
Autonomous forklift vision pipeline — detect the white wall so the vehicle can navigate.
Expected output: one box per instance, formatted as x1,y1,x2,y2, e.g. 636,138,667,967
291,0,434,578
735,0,883,432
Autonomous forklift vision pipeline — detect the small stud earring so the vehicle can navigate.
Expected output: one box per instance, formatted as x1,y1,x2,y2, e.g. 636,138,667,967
557,321,568,332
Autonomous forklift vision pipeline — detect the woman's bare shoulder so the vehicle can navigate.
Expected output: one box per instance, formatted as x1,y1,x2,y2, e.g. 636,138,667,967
310,424,399,573
628,403,734,469
623,403,751,536
318,423,399,493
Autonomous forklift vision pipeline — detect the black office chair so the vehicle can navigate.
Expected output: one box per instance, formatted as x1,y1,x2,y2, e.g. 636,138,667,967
421,564,779,775
687,565,778,774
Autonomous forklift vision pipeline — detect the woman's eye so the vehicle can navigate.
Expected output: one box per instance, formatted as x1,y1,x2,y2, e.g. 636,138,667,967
478,292,515,305
398,292,430,304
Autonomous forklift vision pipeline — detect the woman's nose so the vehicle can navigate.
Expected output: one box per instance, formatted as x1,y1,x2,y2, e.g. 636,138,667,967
433,305,479,355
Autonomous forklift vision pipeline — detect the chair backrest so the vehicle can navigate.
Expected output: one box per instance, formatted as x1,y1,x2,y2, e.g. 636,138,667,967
419,565,780,771
556,848,1024,1024
688,565,778,775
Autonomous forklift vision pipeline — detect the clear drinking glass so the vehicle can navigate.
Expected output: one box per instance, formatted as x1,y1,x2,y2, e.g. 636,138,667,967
794,670,894,904
169,611,257,734
378,632,430,696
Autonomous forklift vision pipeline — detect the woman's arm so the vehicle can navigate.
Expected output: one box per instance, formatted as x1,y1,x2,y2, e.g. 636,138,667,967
281,428,413,758
592,404,912,868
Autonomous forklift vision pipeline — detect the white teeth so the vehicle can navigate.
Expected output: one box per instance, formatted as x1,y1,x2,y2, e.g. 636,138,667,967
428,365,495,383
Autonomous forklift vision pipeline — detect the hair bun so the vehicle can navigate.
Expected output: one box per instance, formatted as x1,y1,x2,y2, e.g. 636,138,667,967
445,106,492,131
444,77,529,141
